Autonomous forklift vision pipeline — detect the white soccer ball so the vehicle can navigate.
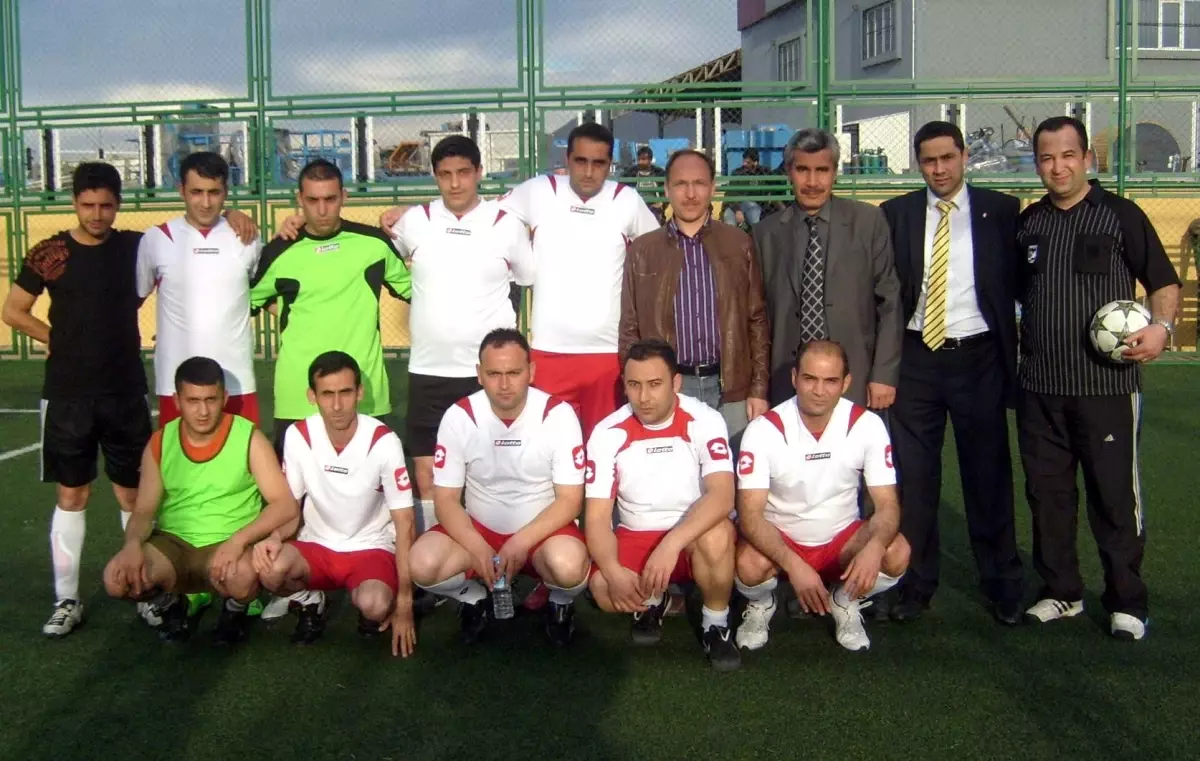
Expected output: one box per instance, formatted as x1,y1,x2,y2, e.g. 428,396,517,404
1089,300,1152,363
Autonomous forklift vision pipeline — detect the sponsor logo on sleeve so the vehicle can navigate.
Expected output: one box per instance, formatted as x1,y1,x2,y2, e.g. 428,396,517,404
433,445,447,469
572,445,585,470
706,438,730,460
584,459,596,484
394,467,412,491
738,452,755,476
884,444,894,469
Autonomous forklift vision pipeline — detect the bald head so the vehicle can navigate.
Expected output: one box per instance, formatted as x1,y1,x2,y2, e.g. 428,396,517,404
794,339,849,378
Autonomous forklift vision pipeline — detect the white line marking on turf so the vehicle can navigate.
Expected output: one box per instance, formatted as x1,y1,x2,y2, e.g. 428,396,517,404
0,442,40,462
0,408,40,414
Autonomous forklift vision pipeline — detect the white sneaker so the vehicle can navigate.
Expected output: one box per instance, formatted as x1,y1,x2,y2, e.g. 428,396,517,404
43,599,85,638
1024,598,1083,623
1110,612,1146,641
736,594,777,650
137,601,164,627
830,591,870,651
262,590,324,621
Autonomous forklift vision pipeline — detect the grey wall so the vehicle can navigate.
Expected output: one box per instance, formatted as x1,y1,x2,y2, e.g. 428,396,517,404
832,0,913,81
740,0,811,129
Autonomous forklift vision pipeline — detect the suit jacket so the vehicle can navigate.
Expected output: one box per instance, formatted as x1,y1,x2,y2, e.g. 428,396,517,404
752,196,903,406
880,185,1020,406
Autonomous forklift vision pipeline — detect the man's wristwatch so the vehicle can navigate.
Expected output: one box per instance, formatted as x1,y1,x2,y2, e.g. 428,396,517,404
1153,318,1175,341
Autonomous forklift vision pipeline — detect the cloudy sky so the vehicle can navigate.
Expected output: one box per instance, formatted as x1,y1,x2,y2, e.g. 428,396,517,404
20,0,739,146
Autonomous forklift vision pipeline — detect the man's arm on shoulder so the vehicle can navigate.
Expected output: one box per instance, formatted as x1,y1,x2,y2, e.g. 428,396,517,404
235,430,301,546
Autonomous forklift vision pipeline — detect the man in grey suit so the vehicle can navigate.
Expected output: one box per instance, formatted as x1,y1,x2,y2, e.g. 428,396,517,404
752,128,903,410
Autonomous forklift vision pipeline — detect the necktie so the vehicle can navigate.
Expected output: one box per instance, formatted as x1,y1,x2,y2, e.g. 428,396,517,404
922,200,955,350
800,215,827,342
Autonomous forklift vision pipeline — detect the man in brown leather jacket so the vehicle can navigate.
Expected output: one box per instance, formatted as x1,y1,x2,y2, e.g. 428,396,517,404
619,149,770,443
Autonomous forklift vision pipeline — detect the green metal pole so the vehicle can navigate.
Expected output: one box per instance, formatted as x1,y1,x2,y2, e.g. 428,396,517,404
1116,0,1128,195
816,0,830,130
6,0,27,359
253,0,273,359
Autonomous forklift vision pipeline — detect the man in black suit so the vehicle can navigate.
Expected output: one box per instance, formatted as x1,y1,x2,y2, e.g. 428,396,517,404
880,121,1023,625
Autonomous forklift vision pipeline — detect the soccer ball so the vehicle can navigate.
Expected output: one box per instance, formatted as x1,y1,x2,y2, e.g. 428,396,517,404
1089,300,1152,363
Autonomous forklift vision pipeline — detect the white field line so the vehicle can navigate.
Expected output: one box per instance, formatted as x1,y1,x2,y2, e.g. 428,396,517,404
0,407,157,462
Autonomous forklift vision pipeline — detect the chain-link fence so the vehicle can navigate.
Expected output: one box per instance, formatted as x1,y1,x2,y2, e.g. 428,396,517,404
1,0,1198,356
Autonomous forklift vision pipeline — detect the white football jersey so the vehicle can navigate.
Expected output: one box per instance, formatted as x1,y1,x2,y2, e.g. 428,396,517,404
137,217,261,396
737,397,895,546
391,198,534,377
500,175,659,354
433,387,585,534
585,393,734,532
283,414,414,553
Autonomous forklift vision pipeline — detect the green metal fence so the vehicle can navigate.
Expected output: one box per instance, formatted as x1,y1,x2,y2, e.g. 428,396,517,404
2,0,1197,359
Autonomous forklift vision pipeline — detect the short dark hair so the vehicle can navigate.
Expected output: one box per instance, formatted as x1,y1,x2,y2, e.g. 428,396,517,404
179,151,229,188
743,148,760,162
913,121,965,155
567,122,614,158
1033,116,1089,155
665,149,715,182
479,328,531,362
794,339,850,377
431,135,481,171
308,350,361,390
72,162,122,200
637,146,654,159
625,338,679,376
298,158,343,190
175,356,225,392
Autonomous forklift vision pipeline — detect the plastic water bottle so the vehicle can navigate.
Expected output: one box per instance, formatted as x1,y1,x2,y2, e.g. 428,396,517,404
491,556,514,620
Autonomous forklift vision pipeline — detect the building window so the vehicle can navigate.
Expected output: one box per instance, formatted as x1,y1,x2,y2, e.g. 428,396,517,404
861,0,897,64
777,37,802,82
1138,0,1200,50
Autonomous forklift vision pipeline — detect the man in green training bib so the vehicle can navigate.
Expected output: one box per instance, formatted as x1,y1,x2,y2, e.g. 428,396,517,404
104,357,299,645
250,159,412,458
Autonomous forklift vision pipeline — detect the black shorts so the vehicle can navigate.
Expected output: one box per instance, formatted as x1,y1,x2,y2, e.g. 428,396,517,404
40,394,152,488
406,373,481,457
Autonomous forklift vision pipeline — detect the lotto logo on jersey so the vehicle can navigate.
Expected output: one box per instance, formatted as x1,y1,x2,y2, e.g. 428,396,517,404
323,465,350,475
805,452,831,462
314,243,340,254
738,452,755,476
445,227,472,237
572,446,585,470
569,205,596,216
646,445,674,455
706,438,730,460
434,445,447,469
884,444,894,469
394,467,412,491
192,247,219,255
584,460,596,484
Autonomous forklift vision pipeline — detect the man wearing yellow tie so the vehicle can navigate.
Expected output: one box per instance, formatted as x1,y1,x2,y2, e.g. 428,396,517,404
880,121,1024,626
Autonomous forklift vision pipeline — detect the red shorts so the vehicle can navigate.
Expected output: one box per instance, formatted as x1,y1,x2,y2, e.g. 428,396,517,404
292,541,399,592
613,527,692,584
780,520,865,583
158,393,260,427
530,349,621,442
430,517,585,580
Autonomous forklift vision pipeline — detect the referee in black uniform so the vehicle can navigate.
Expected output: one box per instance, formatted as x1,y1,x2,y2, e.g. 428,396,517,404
1017,117,1180,641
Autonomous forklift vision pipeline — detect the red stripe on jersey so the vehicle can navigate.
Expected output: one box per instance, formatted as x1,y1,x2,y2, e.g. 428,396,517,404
422,202,431,219
614,404,694,456
455,397,477,425
547,175,557,194
543,396,571,422
494,209,508,226
847,404,868,433
367,424,393,453
763,410,786,442
294,420,312,447
157,222,173,241
613,183,627,199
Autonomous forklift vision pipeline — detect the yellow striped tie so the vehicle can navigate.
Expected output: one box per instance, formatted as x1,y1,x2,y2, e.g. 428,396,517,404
922,200,956,350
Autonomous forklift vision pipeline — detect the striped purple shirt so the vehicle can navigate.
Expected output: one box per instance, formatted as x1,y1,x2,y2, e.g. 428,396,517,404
670,219,721,366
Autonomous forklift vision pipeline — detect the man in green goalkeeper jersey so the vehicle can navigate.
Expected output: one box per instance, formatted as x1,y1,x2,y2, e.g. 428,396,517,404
251,159,412,456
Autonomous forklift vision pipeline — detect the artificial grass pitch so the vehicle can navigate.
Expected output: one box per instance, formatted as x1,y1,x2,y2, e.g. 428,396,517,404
0,361,1196,760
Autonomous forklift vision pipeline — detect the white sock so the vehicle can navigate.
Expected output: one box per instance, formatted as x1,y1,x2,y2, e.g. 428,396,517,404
643,593,664,607
120,510,132,531
701,605,729,630
416,499,438,534
546,579,587,606
50,507,86,603
735,576,778,603
224,598,248,612
833,573,901,606
419,572,487,604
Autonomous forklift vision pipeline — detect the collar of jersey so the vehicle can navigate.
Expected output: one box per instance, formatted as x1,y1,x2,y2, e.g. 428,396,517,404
302,223,344,242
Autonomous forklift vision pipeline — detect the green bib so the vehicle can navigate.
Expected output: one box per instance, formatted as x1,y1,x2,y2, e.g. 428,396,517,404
158,416,261,548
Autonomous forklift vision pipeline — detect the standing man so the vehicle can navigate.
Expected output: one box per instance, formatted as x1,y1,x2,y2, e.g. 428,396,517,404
1,163,152,637
722,147,770,227
621,146,666,224
753,128,903,410
1017,117,1180,641
137,151,263,426
375,135,534,535
251,159,412,456
879,121,1024,624
500,122,661,440
619,149,770,444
